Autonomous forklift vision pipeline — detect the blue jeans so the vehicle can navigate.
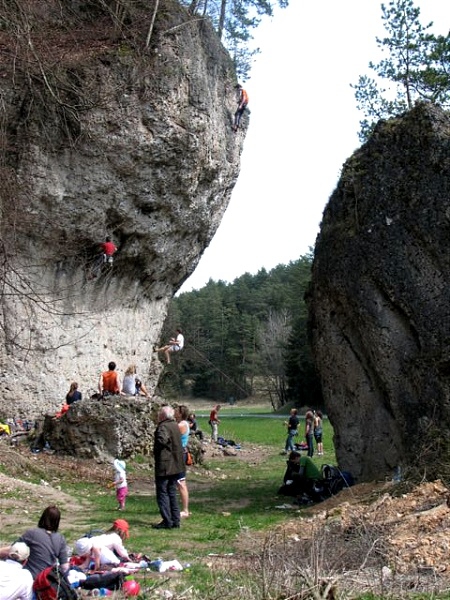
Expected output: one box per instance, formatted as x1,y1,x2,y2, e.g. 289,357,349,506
285,430,297,452
155,474,181,527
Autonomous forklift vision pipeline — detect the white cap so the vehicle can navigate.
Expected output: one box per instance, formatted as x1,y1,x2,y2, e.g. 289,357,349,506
75,537,92,556
9,542,30,562
114,459,126,472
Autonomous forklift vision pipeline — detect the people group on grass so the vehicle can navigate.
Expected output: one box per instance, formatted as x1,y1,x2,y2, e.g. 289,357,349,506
0,507,145,599
0,400,343,598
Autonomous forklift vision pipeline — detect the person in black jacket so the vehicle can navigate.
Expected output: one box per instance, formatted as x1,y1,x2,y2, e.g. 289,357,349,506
152,406,185,529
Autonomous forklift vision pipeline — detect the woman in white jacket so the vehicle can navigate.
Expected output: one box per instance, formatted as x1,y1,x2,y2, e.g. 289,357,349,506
74,520,130,571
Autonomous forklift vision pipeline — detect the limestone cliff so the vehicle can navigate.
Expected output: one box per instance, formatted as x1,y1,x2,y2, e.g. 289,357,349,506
0,0,245,418
309,103,450,481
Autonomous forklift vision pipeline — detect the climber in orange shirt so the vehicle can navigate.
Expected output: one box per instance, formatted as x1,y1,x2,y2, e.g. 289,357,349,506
232,84,249,132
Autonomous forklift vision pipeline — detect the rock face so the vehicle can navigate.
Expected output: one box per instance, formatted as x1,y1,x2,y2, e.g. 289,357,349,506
0,1,245,419
42,396,158,461
309,103,450,482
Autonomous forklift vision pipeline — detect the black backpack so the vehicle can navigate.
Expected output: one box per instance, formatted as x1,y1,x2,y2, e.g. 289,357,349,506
322,464,355,496
33,565,78,600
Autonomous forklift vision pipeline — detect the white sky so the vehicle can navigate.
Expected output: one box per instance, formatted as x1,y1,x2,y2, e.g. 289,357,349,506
180,0,450,293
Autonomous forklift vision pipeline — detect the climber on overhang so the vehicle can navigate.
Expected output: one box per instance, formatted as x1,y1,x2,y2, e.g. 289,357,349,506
89,235,117,279
232,83,249,132
100,236,117,266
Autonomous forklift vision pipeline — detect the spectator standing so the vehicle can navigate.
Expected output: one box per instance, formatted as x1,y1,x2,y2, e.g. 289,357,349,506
314,410,324,456
209,404,221,443
152,406,185,529
283,408,299,454
112,459,128,511
305,410,315,458
175,405,191,518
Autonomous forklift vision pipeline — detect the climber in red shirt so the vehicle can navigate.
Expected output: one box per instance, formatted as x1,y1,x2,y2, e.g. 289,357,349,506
100,236,117,266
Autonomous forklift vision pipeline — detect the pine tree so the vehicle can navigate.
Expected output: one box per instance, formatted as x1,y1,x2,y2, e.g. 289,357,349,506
352,0,450,141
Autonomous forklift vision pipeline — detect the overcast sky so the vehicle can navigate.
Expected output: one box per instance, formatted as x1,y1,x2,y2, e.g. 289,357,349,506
180,0,450,293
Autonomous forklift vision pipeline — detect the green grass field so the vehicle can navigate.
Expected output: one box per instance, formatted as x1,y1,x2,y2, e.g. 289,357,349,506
76,415,335,560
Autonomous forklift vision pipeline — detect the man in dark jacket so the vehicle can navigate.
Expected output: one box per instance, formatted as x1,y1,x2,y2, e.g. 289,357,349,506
152,405,185,529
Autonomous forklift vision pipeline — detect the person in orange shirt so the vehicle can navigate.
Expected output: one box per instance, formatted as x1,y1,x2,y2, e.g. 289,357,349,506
209,404,221,442
99,361,121,397
232,84,249,132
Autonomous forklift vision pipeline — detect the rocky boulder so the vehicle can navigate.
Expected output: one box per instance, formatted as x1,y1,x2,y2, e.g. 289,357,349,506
42,396,158,460
309,103,450,482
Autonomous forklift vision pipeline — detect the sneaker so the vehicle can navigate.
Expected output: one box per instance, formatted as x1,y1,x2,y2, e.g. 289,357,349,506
180,511,190,518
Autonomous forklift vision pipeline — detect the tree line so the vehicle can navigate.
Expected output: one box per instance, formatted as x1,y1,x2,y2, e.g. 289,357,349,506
157,253,323,409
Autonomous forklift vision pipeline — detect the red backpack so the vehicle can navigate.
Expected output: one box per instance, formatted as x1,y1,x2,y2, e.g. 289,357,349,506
33,566,78,600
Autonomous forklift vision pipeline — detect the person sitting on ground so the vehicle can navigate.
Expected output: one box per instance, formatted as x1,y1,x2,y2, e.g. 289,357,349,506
98,361,121,397
188,413,204,441
153,328,184,365
66,382,82,405
277,451,322,500
0,505,69,580
0,542,33,600
74,520,131,571
121,364,149,397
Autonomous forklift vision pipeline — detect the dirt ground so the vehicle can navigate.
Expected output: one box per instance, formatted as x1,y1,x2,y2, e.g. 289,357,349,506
1,436,450,590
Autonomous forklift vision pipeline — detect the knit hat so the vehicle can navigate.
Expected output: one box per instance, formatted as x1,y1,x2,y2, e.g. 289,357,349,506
9,542,30,562
113,519,129,538
75,537,93,556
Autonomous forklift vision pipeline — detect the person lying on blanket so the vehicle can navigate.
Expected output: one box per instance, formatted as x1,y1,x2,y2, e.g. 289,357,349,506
74,520,130,571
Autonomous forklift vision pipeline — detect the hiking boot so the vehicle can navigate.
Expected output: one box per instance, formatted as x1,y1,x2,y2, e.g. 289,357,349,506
151,521,171,530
